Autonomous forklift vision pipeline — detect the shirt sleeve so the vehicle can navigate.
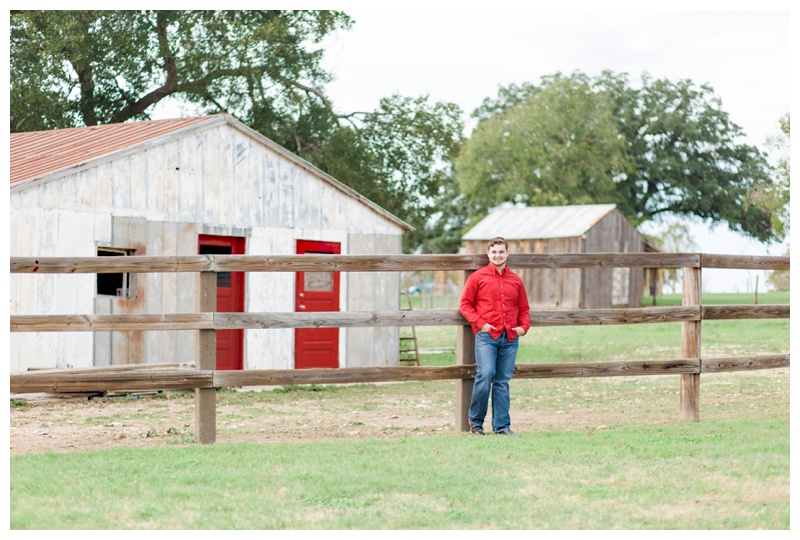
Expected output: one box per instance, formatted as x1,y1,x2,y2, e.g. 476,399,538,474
516,279,531,332
459,274,486,329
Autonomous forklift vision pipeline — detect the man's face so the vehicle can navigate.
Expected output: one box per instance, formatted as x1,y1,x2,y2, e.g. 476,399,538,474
487,243,509,270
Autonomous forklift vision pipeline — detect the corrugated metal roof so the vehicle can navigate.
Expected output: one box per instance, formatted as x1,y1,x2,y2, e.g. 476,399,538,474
462,204,617,240
10,116,218,185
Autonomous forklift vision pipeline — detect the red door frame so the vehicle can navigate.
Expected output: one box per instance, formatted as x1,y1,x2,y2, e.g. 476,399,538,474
198,235,245,370
295,240,341,369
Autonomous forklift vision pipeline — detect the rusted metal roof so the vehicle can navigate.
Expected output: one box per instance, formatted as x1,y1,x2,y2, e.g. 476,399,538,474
10,116,218,186
462,204,618,240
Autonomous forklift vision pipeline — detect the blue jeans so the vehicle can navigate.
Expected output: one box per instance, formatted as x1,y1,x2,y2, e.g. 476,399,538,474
469,331,519,432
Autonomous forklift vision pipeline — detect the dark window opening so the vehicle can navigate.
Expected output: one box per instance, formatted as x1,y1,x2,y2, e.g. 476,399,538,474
97,248,136,298
198,244,233,287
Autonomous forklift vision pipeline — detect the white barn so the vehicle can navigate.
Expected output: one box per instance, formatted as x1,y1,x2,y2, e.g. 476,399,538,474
10,115,409,373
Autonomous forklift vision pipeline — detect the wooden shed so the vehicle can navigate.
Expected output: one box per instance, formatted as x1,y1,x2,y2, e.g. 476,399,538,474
462,204,654,309
10,115,410,373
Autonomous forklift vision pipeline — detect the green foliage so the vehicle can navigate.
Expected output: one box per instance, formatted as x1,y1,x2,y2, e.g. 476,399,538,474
296,94,465,252
10,10,352,130
458,70,779,243
766,248,790,291
748,113,790,241
643,221,699,292
598,71,776,242
457,74,630,216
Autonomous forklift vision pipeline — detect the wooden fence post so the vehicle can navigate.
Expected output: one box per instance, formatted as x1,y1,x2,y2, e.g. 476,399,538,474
196,270,217,444
680,266,701,421
455,270,475,432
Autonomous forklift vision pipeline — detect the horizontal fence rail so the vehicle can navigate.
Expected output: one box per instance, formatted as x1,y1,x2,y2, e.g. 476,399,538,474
9,252,790,444
10,252,790,273
9,354,790,394
11,357,792,393
10,305,790,332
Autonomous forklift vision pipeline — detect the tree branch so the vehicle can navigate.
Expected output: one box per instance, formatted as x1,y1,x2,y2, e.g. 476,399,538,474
109,12,179,123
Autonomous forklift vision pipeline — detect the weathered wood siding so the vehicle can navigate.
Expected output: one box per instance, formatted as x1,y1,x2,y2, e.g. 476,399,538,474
463,209,647,310
583,210,646,309
10,122,404,372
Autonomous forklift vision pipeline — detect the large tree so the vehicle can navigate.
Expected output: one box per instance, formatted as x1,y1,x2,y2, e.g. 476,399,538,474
10,10,464,252
10,10,351,131
457,74,632,218
459,70,779,243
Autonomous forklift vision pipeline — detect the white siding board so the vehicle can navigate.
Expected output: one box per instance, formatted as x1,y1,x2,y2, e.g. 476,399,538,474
94,212,113,245
77,167,96,209
172,136,188,219
94,161,113,211
346,233,401,368
174,222,199,364
113,155,133,214
155,147,176,219
245,231,296,369
133,151,150,212
278,164,295,228
260,152,278,226
145,221,167,363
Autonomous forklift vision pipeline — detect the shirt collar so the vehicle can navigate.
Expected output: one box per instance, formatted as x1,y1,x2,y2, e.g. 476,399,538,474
487,263,507,275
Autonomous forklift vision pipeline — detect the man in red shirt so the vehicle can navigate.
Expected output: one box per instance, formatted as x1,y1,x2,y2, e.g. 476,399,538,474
459,237,530,435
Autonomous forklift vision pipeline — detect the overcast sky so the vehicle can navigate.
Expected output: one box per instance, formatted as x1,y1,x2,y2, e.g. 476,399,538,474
316,2,792,292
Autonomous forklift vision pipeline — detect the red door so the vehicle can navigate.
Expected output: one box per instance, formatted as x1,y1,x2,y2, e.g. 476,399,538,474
295,240,340,369
198,235,245,370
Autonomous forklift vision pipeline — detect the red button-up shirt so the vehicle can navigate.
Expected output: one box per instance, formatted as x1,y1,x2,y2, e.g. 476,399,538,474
459,263,531,339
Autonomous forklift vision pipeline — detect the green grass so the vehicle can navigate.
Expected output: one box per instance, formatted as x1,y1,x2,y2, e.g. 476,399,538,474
10,415,789,529
645,290,789,306
11,367,790,529
413,292,789,366
10,292,789,529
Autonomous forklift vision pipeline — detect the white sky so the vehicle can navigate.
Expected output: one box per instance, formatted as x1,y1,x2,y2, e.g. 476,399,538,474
316,1,793,292
9,3,792,292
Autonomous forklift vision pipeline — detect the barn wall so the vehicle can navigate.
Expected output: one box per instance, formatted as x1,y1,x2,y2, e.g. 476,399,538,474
9,208,97,371
345,233,402,368
583,210,646,308
10,122,404,372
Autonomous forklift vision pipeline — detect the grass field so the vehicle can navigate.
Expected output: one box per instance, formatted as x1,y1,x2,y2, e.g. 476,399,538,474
10,413,790,529
10,292,790,529
414,291,790,366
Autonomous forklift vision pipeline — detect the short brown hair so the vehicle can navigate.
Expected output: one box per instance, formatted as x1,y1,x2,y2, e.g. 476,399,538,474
487,237,508,250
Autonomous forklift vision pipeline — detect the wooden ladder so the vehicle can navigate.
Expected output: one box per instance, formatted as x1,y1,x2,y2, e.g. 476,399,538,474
399,293,420,366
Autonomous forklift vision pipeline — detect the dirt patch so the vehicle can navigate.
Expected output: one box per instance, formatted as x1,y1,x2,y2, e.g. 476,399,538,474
6,390,570,455
10,370,790,455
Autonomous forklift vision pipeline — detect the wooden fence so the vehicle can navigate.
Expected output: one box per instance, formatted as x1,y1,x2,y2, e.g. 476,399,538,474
10,252,790,444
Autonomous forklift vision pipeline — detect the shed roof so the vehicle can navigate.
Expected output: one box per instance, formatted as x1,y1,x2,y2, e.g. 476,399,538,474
10,114,411,230
462,204,618,240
